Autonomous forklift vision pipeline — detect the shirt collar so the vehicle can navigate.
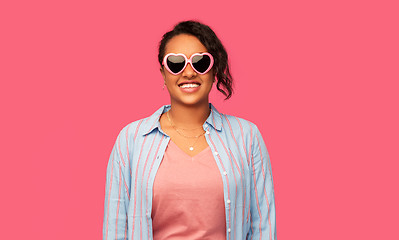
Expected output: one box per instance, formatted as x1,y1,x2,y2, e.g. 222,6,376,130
142,103,222,136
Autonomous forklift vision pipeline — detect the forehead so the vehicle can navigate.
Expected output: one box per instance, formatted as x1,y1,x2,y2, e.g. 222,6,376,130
165,34,208,57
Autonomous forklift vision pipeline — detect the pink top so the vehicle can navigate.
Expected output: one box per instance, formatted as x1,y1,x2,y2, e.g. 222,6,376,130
152,140,226,240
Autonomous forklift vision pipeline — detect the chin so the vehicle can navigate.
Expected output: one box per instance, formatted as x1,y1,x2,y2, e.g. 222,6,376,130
173,95,209,106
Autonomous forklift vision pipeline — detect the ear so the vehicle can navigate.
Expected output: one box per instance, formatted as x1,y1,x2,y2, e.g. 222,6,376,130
212,69,217,81
160,67,166,79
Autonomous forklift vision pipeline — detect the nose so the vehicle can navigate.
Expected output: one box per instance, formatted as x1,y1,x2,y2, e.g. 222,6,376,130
182,63,197,79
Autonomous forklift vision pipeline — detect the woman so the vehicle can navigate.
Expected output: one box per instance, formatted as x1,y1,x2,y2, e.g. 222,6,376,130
103,20,276,240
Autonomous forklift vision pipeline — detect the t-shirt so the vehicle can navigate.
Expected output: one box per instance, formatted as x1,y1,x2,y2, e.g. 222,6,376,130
152,140,226,239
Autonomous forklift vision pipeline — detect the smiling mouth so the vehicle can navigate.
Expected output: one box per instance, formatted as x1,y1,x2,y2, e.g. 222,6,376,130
179,83,200,88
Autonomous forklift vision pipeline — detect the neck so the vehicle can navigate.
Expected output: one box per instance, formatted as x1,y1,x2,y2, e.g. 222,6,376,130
168,101,210,129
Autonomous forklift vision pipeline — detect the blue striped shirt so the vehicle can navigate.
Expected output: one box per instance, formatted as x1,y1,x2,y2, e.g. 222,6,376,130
103,103,277,240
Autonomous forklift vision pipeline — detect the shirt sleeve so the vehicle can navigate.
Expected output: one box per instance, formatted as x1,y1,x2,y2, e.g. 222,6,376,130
247,124,277,240
103,131,130,240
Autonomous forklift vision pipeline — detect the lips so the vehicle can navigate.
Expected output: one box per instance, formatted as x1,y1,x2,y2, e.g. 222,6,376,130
178,81,201,87
178,81,201,93
180,83,200,88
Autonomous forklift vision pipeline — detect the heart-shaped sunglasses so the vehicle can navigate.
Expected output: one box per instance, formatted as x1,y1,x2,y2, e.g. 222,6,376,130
162,52,214,75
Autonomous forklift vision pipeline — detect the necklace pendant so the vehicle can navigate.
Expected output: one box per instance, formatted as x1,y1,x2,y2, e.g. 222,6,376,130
189,147,194,151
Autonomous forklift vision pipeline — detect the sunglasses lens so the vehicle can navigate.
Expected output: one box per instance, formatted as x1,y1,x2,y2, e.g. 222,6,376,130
166,55,185,74
192,54,211,73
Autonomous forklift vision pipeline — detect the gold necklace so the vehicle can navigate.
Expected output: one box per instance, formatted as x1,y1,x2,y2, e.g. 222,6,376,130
166,111,205,151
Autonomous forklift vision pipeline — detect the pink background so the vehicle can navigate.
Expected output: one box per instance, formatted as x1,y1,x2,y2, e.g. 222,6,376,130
1,0,398,239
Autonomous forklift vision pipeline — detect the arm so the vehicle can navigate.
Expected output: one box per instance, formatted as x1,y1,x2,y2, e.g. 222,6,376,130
103,131,130,240
247,124,277,240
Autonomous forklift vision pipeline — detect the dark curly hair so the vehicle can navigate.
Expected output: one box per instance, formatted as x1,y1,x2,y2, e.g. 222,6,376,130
158,20,233,100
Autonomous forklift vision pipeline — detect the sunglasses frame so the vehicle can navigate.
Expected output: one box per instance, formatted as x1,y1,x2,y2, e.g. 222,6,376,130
162,52,214,75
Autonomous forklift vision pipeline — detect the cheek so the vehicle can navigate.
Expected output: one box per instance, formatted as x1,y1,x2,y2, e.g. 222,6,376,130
164,74,178,85
204,73,215,85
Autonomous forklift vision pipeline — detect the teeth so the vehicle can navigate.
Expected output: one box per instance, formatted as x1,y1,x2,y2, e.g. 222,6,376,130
180,83,200,88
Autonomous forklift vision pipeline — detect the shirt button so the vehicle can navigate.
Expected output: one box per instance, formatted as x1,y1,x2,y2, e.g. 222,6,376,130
205,130,210,135
227,199,231,204
214,151,219,156
223,171,227,175
228,228,231,232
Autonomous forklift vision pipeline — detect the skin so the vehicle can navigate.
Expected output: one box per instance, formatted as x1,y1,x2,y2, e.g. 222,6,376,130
159,34,215,157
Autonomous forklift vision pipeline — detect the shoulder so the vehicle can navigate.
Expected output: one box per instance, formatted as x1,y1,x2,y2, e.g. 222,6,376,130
220,113,260,136
110,116,154,158
116,105,167,138
117,116,152,140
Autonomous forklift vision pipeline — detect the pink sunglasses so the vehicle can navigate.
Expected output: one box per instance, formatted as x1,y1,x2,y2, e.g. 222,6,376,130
162,52,214,75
